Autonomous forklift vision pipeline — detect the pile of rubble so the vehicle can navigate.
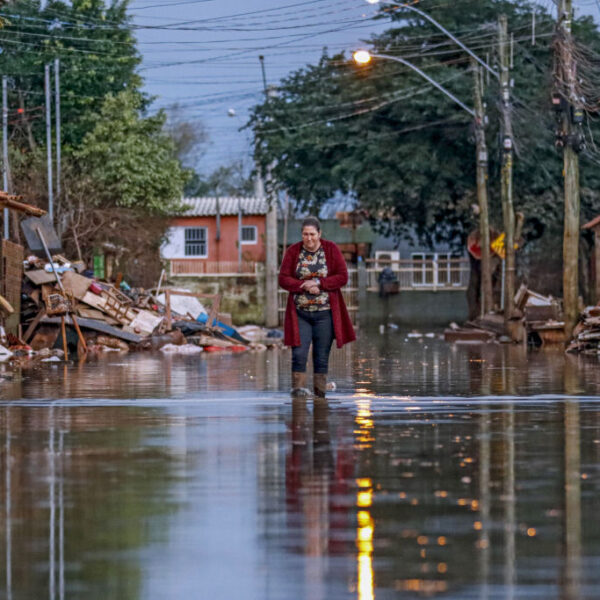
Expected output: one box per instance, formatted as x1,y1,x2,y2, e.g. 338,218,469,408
0,250,282,364
444,284,564,345
10,256,283,362
567,305,600,354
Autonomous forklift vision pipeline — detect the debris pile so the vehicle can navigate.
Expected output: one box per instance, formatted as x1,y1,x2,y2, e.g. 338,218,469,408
0,215,283,363
16,260,283,360
567,305,600,354
444,284,564,345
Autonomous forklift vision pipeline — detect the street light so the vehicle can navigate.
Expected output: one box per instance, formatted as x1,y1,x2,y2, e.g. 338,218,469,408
352,50,475,117
365,0,498,80
353,50,372,65
352,48,495,315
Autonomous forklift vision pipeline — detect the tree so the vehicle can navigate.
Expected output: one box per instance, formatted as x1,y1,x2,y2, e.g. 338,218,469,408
74,91,188,214
249,0,600,252
164,103,209,168
0,0,143,150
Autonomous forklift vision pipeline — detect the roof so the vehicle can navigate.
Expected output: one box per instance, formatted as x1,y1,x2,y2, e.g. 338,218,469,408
181,197,268,216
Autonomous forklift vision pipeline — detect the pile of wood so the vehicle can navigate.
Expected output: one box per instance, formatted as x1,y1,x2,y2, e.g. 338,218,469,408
567,305,600,354
444,284,564,345
0,194,283,362
514,284,565,345
19,256,278,358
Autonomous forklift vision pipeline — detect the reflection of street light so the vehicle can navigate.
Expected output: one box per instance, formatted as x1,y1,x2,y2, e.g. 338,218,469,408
353,50,475,117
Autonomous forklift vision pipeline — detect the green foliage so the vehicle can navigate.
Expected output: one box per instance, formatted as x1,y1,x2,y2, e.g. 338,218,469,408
0,0,142,149
75,91,188,214
250,0,600,245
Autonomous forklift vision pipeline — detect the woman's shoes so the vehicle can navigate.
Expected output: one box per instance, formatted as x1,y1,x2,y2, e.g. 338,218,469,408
291,371,311,397
313,373,327,398
291,372,335,397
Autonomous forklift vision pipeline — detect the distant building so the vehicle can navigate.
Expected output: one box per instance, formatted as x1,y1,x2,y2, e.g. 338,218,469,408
162,196,268,275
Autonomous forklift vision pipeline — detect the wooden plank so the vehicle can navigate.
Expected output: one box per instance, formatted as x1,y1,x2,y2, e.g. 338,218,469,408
0,192,46,216
76,307,120,326
23,308,46,342
41,315,143,343
81,290,136,324
123,309,163,336
24,269,57,285
61,271,92,300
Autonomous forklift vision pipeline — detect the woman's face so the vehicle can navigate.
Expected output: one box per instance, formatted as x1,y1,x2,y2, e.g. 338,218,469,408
302,226,321,251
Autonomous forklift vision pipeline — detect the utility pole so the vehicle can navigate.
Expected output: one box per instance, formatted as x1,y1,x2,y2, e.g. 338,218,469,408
556,0,581,338
54,58,61,202
2,76,9,240
44,64,53,222
238,197,242,272
259,55,279,328
498,15,516,324
472,60,493,314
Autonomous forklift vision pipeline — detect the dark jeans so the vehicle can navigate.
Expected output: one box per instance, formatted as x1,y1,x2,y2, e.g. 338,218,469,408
292,309,334,374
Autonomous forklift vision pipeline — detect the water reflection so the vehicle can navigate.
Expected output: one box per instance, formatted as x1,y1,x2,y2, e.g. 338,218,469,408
1,329,600,598
1,405,187,599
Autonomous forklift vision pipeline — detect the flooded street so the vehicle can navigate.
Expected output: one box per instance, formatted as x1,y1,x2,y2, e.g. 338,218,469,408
2,328,600,599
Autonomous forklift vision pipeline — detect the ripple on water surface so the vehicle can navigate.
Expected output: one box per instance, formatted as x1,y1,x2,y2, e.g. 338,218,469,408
2,331,600,598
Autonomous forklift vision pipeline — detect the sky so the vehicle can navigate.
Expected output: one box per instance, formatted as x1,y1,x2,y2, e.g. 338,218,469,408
126,0,599,176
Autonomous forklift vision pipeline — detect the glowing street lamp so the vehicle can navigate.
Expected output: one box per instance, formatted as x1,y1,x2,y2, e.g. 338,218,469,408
352,50,475,117
352,50,372,65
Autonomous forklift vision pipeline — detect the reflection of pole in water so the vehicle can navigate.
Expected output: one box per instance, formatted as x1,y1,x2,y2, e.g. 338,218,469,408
265,346,279,391
562,401,582,600
49,407,56,600
503,404,516,599
478,407,490,600
564,355,583,396
59,430,65,600
5,406,12,600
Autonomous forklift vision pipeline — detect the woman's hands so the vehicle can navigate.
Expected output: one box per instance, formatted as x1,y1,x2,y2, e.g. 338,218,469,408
300,279,320,295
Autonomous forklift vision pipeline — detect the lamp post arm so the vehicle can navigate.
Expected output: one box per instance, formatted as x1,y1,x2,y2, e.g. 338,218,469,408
391,3,499,80
372,52,475,117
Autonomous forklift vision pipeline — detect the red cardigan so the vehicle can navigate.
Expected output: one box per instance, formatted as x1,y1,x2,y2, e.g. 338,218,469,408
278,239,356,348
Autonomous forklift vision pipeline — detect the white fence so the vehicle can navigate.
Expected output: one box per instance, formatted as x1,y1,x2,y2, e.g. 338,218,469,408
365,258,469,291
169,259,259,276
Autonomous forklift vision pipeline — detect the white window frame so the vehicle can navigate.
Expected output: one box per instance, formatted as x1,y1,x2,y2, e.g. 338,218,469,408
240,225,257,245
411,252,454,287
184,227,208,258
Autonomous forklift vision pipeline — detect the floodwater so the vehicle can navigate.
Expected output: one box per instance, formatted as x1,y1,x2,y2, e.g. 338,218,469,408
2,328,600,599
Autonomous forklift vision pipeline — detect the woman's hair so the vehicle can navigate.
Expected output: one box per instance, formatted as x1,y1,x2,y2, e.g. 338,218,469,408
301,216,321,232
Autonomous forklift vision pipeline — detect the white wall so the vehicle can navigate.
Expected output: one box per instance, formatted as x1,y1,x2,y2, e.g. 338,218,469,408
160,227,186,259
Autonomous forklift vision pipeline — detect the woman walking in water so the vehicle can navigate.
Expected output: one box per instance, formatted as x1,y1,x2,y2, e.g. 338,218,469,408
278,216,356,397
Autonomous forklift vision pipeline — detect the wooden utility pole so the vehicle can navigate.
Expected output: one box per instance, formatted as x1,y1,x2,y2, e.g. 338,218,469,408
556,0,581,338
259,56,279,328
499,15,516,323
472,59,493,314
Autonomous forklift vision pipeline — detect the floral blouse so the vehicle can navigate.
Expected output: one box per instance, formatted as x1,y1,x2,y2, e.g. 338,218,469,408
294,245,330,311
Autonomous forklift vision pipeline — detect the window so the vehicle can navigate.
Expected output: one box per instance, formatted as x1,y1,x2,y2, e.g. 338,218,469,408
185,227,207,257
411,252,460,286
240,225,257,244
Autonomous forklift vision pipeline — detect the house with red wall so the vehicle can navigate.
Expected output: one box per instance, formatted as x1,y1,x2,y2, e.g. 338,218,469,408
161,197,268,275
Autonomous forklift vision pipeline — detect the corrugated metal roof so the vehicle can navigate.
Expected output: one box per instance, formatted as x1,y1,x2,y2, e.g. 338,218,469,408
181,197,268,216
